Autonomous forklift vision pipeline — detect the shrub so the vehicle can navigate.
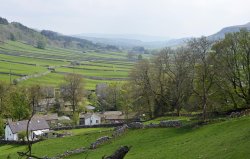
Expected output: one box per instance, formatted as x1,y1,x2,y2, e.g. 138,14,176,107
0,118,4,137
18,131,26,141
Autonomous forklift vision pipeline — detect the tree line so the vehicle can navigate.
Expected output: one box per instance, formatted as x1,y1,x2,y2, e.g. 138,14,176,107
91,29,250,121
125,29,250,120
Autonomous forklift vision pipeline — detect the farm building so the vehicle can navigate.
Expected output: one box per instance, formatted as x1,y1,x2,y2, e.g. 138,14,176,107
5,119,50,141
103,111,126,123
79,113,101,125
33,113,58,125
103,111,137,123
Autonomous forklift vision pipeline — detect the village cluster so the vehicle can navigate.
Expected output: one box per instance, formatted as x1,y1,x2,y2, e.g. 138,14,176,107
4,109,134,141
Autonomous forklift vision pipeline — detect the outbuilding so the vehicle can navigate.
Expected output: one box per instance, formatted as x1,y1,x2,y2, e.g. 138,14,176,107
79,113,101,125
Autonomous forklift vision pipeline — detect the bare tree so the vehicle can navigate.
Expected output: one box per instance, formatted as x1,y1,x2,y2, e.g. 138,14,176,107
129,59,154,118
104,82,122,111
41,86,54,113
163,47,195,116
61,73,84,114
150,49,172,116
188,36,214,120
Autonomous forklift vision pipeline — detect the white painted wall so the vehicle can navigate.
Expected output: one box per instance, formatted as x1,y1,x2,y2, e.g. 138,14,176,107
5,125,19,141
85,118,91,125
5,125,50,141
5,125,14,140
84,114,101,125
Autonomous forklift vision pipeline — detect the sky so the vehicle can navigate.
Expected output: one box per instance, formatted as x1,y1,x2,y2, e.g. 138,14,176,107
0,0,250,39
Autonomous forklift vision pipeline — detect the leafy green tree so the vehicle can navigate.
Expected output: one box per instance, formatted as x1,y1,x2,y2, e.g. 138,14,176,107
9,89,30,121
37,40,46,49
119,83,133,120
0,116,4,137
0,81,12,118
138,54,143,60
89,92,100,111
213,29,250,108
72,112,79,126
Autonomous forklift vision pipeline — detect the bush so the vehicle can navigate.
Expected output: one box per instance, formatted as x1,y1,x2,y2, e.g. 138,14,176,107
58,119,74,127
18,131,26,141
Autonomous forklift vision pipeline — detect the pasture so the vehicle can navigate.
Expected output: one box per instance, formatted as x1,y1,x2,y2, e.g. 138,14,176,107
0,40,137,90
1,116,249,159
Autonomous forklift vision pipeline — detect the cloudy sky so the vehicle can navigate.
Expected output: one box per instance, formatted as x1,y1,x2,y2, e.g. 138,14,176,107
0,0,249,38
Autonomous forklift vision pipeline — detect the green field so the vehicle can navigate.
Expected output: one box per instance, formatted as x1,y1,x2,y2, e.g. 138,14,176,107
0,116,249,159
0,40,137,90
0,128,112,158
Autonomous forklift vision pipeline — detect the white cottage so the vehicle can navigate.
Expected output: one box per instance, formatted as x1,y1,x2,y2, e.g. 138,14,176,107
79,113,101,125
5,119,50,141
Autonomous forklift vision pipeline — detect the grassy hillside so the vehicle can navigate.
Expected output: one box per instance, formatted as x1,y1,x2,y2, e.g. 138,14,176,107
73,116,250,159
1,116,249,159
0,17,104,50
0,128,112,158
0,40,135,90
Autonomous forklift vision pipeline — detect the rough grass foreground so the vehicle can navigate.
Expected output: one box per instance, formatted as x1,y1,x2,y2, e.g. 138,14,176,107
1,116,250,159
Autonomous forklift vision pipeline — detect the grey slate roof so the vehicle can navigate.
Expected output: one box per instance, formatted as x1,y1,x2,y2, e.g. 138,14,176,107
33,113,58,121
103,111,123,116
80,113,101,119
81,113,92,119
8,119,50,134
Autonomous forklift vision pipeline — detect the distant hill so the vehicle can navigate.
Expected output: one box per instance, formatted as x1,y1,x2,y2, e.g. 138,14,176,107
75,33,170,42
74,33,191,49
1,16,249,50
73,33,171,49
75,22,250,49
40,30,99,50
208,22,250,40
0,17,118,51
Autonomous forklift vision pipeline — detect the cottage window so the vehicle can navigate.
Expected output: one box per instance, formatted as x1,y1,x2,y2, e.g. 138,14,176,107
96,120,99,123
